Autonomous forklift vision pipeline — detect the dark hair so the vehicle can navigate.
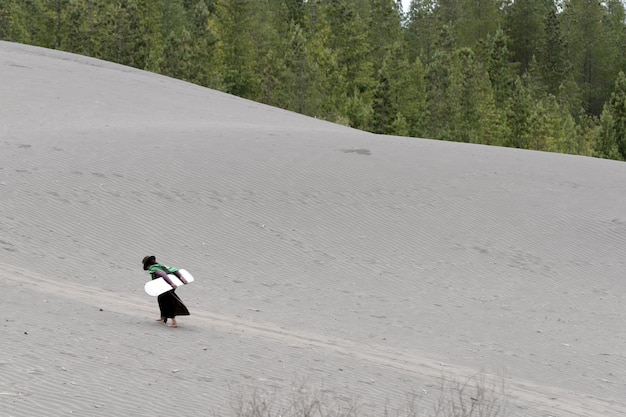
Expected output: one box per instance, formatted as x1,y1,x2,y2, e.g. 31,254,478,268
142,255,156,270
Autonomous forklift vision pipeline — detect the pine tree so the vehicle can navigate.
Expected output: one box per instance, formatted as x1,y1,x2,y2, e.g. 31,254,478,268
161,0,192,80
435,0,461,27
211,0,263,99
536,3,570,97
503,0,550,74
481,28,518,108
368,0,403,74
425,24,457,140
532,95,577,153
596,71,626,159
284,0,305,24
505,74,534,149
595,109,621,159
253,0,297,109
399,56,429,137
372,43,408,134
0,0,32,43
611,71,626,158
426,44,502,144
604,0,626,92
183,0,221,89
457,0,503,48
404,0,439,65
284,21,315,115
561,0,614,115
302,0,375,125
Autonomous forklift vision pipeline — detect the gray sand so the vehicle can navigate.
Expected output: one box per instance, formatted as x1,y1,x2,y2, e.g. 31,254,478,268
1,41,625,416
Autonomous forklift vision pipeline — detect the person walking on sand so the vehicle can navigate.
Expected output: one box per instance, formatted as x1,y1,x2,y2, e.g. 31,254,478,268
142,255,190,327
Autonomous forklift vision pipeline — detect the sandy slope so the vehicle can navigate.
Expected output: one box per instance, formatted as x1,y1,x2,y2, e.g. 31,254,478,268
1,41,625,417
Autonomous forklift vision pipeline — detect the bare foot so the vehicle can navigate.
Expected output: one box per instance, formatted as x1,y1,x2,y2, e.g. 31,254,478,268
155,317,165,322
167,319,178,328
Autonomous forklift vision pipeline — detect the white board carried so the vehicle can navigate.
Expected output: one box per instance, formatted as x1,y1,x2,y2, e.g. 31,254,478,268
144,269,194,297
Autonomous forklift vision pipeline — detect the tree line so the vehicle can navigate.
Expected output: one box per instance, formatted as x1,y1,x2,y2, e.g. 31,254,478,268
1,0,625,160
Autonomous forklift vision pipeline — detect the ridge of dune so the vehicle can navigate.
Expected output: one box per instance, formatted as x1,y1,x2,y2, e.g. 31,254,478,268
2,41,626,417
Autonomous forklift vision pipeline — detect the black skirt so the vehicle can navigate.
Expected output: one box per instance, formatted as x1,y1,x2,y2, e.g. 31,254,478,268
157,289,190,318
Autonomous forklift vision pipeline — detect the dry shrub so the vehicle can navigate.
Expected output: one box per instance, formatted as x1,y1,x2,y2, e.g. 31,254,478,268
432,375,507,417
230,375,506,417
231,381,360,417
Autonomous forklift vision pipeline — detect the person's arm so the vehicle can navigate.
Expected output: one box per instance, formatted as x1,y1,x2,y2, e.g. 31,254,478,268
154,270,176,288
173,270,188,285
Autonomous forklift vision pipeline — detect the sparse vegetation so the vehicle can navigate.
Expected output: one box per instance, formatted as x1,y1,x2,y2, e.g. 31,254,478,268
229,375,506,417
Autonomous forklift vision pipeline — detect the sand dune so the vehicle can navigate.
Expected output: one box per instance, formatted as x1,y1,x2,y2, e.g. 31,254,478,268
1,41,625,416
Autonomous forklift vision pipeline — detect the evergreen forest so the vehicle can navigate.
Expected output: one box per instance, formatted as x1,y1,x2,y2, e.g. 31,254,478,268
2,0,626,160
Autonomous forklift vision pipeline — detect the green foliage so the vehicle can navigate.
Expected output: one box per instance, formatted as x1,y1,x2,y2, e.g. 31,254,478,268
3,0,626,161
611,72,626,158
480,28,518,107
595,109,621,160
399,57,429,138
561,0,616,115
368,0,403,70
528,94,578,153
503,0,550,74
0,0,32,43
596,71,626,159
536,4,570,96
505,75,534,149
184,0,221,88
211,0,264,99
283,21,315,114
426,46,505,145
457,0,503,48
404,0,439,65
372,45,407,134
571,110,596,157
